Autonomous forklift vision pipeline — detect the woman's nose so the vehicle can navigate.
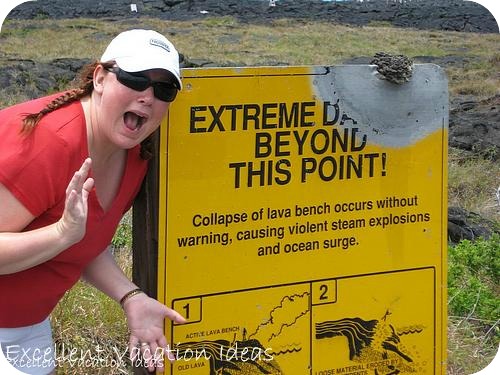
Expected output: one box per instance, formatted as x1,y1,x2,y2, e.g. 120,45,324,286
138,87,155,105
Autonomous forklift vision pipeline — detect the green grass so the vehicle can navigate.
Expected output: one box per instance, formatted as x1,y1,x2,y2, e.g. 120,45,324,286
447,235,500,374
447,316,499,375
51,248,132,375
448,235,499,322
448,148,500,221
1,17,499,99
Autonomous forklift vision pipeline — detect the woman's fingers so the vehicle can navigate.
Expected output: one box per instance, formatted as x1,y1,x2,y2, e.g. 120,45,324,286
65,171,80,198
82,177,94,202
65,189,77,209
165,307,187,325
146,342,161,372
65,158,92,200
58,158,94,244
128,339,164,372
129,336,140,364
78,158,92,176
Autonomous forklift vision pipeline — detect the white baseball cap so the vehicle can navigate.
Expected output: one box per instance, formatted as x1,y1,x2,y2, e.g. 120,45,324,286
100,29,182,89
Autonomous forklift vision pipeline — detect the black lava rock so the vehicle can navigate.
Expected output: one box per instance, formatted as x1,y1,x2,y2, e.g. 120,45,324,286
7,0,499,34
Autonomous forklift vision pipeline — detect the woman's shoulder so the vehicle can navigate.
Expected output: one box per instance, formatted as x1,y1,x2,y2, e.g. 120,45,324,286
0,92,86,162
0,93,86,215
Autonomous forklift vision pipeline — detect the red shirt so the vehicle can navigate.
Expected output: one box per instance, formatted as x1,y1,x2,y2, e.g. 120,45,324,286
0,94,148,327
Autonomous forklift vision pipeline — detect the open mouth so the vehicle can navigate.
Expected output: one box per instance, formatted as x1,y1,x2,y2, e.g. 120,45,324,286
123,111,147,131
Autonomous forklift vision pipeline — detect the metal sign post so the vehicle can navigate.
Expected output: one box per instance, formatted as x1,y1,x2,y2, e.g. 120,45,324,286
157,65,448,374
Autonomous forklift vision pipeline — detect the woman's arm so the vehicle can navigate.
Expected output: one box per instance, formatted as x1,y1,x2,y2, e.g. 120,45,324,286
0,159,94,274
81,247,137,302
82,246,186,372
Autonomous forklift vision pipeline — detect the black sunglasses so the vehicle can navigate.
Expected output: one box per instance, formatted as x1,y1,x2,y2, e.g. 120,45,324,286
106,67,178,102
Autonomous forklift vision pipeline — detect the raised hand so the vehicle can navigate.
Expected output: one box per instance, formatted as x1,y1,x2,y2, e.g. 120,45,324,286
56,158,94,245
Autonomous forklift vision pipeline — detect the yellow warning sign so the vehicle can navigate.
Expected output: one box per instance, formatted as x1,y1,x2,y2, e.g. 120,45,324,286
158,65,448,374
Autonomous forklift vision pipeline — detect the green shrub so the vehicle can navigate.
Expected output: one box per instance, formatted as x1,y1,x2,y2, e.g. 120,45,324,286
111,211,132,249
448,234,500,322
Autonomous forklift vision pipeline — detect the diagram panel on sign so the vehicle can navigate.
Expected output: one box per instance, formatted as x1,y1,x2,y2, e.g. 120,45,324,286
169,268,435,374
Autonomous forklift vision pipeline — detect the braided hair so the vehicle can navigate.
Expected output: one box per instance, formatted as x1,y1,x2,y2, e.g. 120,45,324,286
21,61,154,160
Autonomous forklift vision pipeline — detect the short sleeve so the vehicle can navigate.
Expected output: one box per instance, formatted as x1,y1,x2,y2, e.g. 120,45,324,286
0,113,70,217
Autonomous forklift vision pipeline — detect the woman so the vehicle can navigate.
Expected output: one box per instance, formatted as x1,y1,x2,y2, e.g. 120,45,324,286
0,29,186,374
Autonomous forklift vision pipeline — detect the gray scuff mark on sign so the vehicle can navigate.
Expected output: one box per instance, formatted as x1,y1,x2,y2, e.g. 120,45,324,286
312,64,449,148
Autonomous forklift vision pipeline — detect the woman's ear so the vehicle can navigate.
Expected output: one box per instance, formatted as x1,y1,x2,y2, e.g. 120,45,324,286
93,64,107,94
